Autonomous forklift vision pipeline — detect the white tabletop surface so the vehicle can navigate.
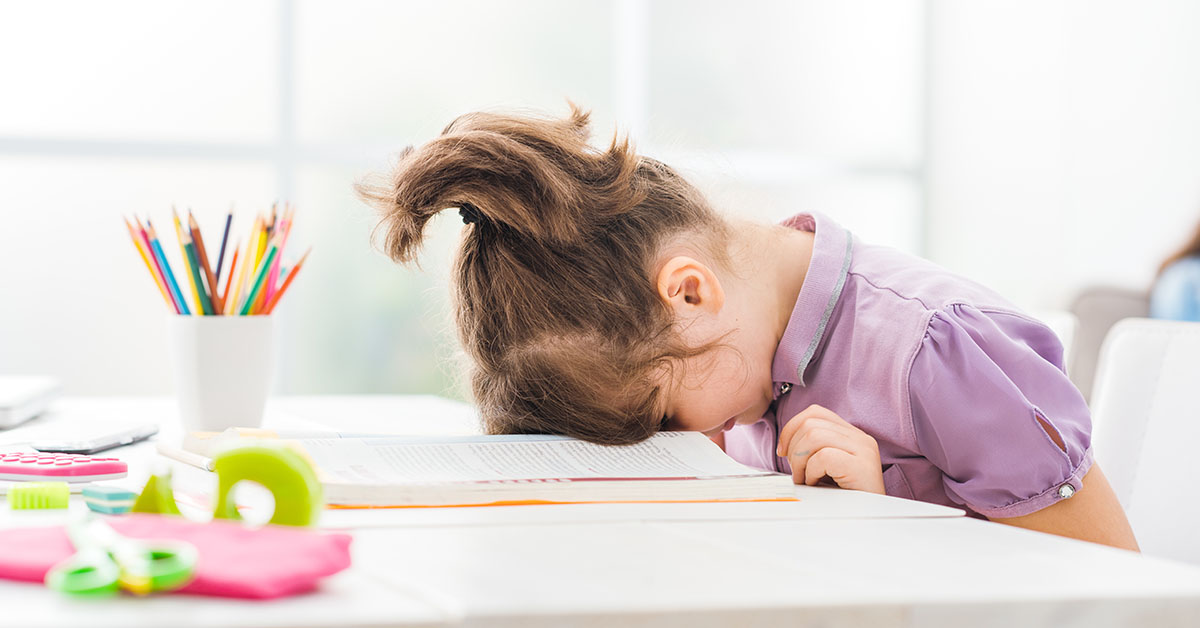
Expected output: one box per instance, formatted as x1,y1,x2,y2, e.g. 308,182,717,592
1,396,1199,628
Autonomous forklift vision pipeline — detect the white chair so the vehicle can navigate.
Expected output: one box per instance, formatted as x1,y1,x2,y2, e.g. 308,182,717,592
1090,318,1200,564
1068,286,1150,403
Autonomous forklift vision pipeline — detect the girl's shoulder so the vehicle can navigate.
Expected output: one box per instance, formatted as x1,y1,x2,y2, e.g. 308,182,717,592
846,240,1023,318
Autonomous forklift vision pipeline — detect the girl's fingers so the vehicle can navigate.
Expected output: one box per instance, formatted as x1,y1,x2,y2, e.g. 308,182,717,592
787,426,854,484
779,416,857,459
777,404,848,456
804,447,855,486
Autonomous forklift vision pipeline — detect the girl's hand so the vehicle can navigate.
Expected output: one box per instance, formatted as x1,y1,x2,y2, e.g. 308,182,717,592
776,404,885,494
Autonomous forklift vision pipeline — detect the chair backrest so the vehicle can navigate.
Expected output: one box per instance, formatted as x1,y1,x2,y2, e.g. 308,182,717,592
1090,318,1200,564
1068,286,1150,403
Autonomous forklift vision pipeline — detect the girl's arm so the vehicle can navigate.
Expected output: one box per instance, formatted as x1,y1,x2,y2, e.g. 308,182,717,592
989,463,1139,552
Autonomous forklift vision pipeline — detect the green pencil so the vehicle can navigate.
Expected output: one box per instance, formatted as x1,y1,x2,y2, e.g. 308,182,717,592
238,242,279,316
182,229,215,315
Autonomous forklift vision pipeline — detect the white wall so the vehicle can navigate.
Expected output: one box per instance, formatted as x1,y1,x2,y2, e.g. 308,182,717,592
0,1,921,396
5,1,1200,395
926,0,1200,311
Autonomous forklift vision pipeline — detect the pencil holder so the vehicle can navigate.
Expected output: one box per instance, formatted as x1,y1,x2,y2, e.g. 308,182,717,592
167,315,274,432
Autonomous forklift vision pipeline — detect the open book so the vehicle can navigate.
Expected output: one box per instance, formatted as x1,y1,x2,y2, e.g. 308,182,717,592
164,429,798,508
288,431,796,508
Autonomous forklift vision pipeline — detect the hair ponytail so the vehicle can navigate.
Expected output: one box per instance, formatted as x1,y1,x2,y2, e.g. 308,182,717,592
358,104,643,262
358,103,729,445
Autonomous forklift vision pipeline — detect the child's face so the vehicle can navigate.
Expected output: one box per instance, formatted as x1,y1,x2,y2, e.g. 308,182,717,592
658,329,778,437
651,249,785,437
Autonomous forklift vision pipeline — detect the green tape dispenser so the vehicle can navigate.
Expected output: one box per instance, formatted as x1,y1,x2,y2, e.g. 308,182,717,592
212,444,324,527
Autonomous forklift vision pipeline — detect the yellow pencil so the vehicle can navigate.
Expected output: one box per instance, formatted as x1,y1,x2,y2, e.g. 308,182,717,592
172,207,204,314
253,211,268,271
251,230,280,313
250,230,283,312
228,216,261,315
123,216,174,311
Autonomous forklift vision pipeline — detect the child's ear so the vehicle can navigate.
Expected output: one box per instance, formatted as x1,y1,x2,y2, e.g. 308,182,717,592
655,256,725,316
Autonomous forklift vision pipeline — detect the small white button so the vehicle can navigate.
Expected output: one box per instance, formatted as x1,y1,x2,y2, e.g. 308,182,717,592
1057,484,1075,499
779,383,792,395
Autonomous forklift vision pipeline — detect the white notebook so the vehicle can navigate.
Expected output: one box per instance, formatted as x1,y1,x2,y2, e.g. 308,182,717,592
0,376,61,429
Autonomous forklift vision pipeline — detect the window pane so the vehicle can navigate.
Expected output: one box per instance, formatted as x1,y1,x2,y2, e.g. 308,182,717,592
295,0,617,144
282,165,463,397
648,0,922,164
691,172,922,254
0,1,277,142
0,157,276,394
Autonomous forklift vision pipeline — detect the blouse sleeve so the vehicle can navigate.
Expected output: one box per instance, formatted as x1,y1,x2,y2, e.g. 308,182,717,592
907,304,1094,519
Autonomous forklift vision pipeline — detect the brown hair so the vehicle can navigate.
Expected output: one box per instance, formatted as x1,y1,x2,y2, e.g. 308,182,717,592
1159,218,1200,276
357,104,730,445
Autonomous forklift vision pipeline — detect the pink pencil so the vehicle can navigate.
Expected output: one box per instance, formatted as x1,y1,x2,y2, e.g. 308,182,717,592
262,204,295,304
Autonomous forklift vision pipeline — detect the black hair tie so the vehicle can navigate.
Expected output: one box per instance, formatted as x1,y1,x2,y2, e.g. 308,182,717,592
458,202,483,225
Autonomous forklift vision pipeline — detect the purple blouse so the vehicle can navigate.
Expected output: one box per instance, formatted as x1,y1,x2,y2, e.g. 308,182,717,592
723,213,1093,519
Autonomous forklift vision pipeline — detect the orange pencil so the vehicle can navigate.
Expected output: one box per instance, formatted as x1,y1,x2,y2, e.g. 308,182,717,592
221,243,240,305
261,248,310,314
188,211,224,314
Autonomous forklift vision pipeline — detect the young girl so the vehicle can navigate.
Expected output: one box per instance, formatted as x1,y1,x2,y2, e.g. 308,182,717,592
358,105,1139,551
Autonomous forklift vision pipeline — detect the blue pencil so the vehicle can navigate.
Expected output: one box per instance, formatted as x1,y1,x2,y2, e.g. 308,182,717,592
214,210,233,282
146,220,191,315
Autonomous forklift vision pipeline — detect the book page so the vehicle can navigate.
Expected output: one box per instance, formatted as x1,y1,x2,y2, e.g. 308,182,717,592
299,432,774,484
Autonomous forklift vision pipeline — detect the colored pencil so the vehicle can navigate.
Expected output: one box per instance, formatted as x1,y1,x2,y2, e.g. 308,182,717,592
251,273,269,314
182,229,216,314
122,216,174,311
246,213,268,310
267,203,278,239
135,220,181,317
262,248,310,314
146,220,191,316
214,209,233,282
221,243,240,306
239,238,279,315
253,213,268,271
181,228,214,315
229,216,261,315
188,211,224,314
172,208,205,314
126,204,306,316
263,205,295,304
136,218,183,314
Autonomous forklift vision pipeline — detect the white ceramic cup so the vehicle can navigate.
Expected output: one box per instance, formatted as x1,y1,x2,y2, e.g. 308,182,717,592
167,315,275,432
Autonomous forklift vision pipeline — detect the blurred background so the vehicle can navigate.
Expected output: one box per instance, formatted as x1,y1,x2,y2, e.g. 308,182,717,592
2,0,1198,402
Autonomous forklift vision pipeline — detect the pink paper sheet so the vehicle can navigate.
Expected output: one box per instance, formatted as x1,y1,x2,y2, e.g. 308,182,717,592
0,514,352,599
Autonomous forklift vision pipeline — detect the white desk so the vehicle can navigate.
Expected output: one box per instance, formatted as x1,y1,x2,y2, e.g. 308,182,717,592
2,397,1199,627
